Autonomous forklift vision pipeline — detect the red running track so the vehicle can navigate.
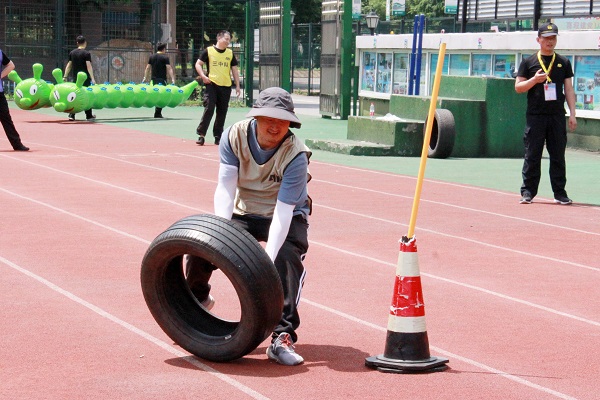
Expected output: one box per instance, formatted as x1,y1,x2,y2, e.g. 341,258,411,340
1,109,599,399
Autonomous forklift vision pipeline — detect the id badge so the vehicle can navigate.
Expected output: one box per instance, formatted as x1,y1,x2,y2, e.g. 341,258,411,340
544,83,557,101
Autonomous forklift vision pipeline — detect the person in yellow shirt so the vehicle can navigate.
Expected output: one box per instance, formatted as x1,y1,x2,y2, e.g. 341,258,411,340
194,30,241,145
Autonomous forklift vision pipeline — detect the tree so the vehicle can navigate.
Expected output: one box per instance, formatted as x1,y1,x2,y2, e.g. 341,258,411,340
360,0,445,20
291,0,321,24
407,0,444,19
176,0,246,75
361,0,386,18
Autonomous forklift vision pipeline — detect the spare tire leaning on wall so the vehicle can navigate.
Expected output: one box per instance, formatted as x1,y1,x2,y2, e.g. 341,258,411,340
426,108,456,159
141,214,284,362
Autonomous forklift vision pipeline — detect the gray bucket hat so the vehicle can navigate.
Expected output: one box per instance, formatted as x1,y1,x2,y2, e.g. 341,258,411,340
246,87,302,129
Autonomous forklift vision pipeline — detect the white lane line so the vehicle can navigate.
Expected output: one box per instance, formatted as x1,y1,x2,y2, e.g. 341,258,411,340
0,255,270,400
314,179,600,236
7,144,214,183
177,152,600,230
0,187,589,399
10,147,598,234
2,187,599,326
303,298,578,400
315,204,600,273
5,184,600,326
0,157,206,212
0,188,152,245
311,240,600,327
308,160,600,212
1,160,598,308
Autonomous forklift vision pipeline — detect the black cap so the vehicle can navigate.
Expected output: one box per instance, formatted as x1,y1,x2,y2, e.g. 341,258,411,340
538,23,558,37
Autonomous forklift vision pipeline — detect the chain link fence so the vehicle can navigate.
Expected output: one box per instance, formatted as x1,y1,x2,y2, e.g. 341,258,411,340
1,0,327,101
291,22,320,95
1,0,250,100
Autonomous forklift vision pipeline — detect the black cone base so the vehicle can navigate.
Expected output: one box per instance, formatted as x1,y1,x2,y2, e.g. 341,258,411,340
365,354,449,374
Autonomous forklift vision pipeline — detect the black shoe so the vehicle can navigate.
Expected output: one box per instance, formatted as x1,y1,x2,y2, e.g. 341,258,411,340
86,115,96,122
554,195,573,205
13,144,30,151
519,192,532,204
196,136,205,146
68,114,75,121
154,114,163,118
214,136,220,145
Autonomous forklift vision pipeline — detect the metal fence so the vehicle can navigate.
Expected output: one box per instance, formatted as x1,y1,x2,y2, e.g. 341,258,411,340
1,0,324,100
1,0,249,90
291,22,321,95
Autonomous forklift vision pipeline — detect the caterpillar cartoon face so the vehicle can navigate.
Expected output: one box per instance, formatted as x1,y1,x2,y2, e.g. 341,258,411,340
49,69,91,114
7,63,54,110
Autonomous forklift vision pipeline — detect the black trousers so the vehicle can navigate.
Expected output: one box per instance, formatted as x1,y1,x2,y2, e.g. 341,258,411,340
196,83,231,139
186,214,309,343
0,92,24,149
69,78,94,119
521,113,568,198
152,77,166,116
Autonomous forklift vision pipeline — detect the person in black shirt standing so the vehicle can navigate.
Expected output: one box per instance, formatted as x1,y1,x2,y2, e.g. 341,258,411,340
515,23,577,205
0,48,29,151
143,42,175,118
64,35,97,122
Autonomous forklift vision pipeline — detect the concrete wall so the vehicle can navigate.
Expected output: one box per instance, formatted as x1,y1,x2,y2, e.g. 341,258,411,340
351,75,599,156
569,118,600,152
356,76,526,157
439,76,526,157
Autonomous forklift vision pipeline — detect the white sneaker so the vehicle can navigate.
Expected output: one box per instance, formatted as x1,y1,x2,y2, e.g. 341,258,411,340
266,333,304,366
200,294,215,311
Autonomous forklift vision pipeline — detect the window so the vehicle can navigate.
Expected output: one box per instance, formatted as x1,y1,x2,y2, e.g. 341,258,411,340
472,54,491,76
573,55,600,110
493,54,516,78
361,51,376,91
392,53,409,94
449,54,470,76
429,53,449,93
376,52,392,93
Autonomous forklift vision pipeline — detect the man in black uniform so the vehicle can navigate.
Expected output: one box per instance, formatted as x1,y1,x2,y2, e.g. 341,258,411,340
0,48,29,151
515,23,577,205
64,35,97,121
143,42,175,118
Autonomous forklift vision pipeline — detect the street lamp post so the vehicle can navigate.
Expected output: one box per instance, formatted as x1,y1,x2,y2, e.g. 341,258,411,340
366,11,380,36
290,10,295,91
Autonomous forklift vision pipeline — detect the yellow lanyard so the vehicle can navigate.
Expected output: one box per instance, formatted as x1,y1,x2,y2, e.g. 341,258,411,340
537,51,555,83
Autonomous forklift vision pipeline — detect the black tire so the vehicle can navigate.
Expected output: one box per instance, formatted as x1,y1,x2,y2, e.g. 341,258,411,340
141,214,284,362
426,109,455,159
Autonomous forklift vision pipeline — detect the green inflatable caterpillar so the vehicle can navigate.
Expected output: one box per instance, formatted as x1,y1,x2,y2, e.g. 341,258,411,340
9,63,198,115
7,63,54,110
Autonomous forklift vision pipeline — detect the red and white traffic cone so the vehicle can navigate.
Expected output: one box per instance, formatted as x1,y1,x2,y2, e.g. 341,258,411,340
365,236,448,373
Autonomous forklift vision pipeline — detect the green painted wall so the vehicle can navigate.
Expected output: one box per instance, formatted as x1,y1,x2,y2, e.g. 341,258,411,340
388,96,486,157
355,76,526,157
349,76,598,157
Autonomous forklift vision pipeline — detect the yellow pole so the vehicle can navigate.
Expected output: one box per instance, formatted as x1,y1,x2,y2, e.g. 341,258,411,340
406,43,447,239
